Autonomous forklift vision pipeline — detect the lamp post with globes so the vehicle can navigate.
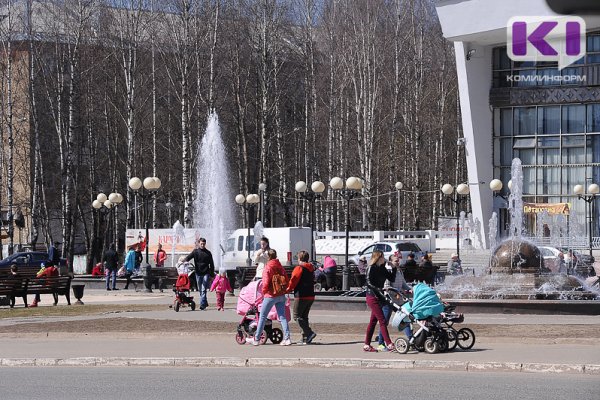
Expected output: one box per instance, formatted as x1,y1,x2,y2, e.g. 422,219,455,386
128,176,162,265
258,183,267,223
92,192,123,256
235,193,260,267
330,176,363,291
442,183,470,260
574,183,600,257
395,181,403,233
295,180,325,261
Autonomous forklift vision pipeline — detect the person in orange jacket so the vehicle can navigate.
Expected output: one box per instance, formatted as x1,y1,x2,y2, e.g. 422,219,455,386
286,250,317,344
154,243,167,268
30,263,59,307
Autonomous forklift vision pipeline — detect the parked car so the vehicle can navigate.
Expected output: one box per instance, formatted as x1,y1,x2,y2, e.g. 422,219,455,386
537,246,563,273
0,251,68,275
349,241,426,266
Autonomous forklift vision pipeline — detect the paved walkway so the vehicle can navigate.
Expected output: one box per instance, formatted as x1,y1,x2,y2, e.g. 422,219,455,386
1,289,599,374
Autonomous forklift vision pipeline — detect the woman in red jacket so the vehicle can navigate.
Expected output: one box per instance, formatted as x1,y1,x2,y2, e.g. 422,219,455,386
247,249,292,346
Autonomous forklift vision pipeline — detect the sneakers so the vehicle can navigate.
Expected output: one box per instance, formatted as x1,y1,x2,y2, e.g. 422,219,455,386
112,288,119,291
363,345,378,352
280,338,292,346
106,288,111,291
246,338,260,346
377,344,388,352
305,332,317,344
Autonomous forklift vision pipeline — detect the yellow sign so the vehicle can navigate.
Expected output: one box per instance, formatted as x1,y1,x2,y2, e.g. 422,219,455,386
523,202,570,215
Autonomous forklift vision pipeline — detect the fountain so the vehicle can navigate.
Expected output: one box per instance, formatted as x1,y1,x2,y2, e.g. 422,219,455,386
437,158,599,305
195,113,235,271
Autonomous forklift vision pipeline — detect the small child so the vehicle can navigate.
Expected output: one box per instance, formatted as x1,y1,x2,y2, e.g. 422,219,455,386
210,271,232,311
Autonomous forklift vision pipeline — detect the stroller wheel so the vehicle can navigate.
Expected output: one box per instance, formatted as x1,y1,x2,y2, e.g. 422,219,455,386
394,337,409,354
174,302,180,312
424,338,439,354
190,301,196,311
269,328,283,344
456,327,476,350
235,330,247,345
446,328,458,351
258,331,268,345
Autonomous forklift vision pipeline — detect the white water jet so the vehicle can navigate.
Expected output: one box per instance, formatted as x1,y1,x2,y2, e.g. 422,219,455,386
488,212,498,253
508,158,524,239
195,113,235,272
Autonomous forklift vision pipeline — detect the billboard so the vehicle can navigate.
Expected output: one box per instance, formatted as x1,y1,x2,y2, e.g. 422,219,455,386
125,228,212,255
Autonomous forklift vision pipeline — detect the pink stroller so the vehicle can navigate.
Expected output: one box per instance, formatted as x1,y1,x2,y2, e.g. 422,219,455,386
235,279,290,345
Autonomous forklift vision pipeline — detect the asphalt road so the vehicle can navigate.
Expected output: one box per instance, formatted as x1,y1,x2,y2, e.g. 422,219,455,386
1,367,597,400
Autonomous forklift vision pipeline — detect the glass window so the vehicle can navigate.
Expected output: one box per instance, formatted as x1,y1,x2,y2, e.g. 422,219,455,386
537,136,560,148
494,108,513,136
226,238,235,252
538,147,560,164
563,146,585,164
587,54,600,64
514,69,536,87
538,106,560,134
588,35,600,52
245,235,255,251
587,104,600,132
493,71,512,88
536,68,561,86
518,148,535,165
493,47,511,70
562,105,585,133
590,135,600,163
237,236,244,252
515,107,536,135
500,138,513,166
522,167,536,195
537,167,561,194
514,137,536,148
564,166,585,195
562,67,582,85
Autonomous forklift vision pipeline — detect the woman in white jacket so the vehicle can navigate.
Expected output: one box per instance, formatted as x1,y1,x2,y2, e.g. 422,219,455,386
253,237,270,280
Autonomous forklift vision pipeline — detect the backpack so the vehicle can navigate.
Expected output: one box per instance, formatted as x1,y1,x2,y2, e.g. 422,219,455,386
271,272,288,296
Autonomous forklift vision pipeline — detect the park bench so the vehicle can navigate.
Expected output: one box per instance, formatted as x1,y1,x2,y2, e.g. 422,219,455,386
146,267,179,292
0,277,29,308
26,276,72,306
0,265,42,279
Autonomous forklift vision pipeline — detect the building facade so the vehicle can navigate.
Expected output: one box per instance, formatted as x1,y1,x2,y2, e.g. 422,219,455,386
435,0,600,248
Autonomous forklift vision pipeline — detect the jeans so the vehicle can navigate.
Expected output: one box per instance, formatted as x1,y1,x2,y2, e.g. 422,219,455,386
378,304,393,345
293,298,314,339
124,271,133,289
365,294,391,346
106,269,117,289
196,273,211,308
254,295,290,341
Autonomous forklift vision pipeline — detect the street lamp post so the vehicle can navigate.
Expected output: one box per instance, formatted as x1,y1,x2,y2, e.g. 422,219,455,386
330,176,363,291
235,193,260,267
258,183,267,223
92,192,123,257
574,183,600,257
395,181,403,233
295,180,325,261
442,183,470,260
128,177,162,265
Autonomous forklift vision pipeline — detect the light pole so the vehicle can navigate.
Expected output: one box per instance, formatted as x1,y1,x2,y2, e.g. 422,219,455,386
128,176,161,265
92,192,123,258
295,180,325,261
235,193,260,267
395,181,403,233
258,183,267,223
574,183,600,257
330,176,363,291
442,183,470,260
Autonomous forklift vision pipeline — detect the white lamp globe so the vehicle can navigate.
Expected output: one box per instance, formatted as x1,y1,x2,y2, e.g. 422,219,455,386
103,200,113,209
115,193,123,204
330,177,343,190
395,181,403,190
507,180,513,191
235,194,246,204
129,177,142,190
441,184,454,195
108,193,119,203
259,183,267,191
312,181,325,193
489,179,503,192
96,193,107,203
574,184,584,195
153,177,162,190
588,183,600,195
249,194,260,204
456,183,470,195
92,200,102,209
295,181,307,193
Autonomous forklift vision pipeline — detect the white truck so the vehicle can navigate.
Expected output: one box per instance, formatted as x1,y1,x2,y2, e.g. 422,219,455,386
222,227,313,270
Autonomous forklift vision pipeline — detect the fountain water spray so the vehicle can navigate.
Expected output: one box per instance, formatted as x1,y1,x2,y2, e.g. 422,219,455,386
195,113,235,272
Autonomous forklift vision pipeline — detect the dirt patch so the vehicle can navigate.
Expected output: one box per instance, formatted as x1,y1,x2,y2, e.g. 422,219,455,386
0,304,165,319
0,317,598,344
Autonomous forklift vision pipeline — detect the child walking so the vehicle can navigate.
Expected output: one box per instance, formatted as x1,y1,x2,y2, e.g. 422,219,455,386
210,271,232,311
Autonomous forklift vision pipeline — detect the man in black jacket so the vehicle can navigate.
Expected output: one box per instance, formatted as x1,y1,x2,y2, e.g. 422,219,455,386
185,238,215,310
103,244,120,291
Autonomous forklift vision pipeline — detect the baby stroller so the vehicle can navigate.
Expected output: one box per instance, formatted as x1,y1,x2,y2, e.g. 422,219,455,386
172,273,196,312
387,283,448,354
235,279,290,345
438,301,475,351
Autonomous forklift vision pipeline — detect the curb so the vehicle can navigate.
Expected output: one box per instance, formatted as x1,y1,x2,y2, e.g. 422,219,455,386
1,357,599,374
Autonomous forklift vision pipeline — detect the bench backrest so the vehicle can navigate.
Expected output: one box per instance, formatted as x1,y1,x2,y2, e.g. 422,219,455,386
0,277,28,294
0,266,41,279
27,276,71,294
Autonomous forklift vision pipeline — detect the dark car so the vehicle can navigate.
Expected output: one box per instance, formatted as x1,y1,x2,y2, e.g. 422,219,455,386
0,252,68,275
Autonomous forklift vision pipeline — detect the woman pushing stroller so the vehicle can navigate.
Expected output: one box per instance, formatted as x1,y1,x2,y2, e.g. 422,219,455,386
363,250,397,352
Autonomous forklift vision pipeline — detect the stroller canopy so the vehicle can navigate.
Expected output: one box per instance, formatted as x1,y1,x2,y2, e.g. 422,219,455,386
403,283,444,320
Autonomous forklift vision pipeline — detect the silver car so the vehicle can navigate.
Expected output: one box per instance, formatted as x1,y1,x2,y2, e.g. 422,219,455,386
349,241,426,266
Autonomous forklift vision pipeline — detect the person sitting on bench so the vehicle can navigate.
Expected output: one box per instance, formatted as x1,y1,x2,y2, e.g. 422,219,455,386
30,263,59,307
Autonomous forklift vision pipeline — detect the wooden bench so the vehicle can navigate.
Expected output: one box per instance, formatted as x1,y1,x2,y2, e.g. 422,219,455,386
0,278,29,308
146,267,179,292
0,265,42,279
26,276,72,306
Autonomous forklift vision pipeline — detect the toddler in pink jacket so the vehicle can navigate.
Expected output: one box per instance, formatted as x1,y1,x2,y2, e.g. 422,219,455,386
210,271,232,311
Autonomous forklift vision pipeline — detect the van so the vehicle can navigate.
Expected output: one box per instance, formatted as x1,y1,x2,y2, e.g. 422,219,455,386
223,227,312,270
